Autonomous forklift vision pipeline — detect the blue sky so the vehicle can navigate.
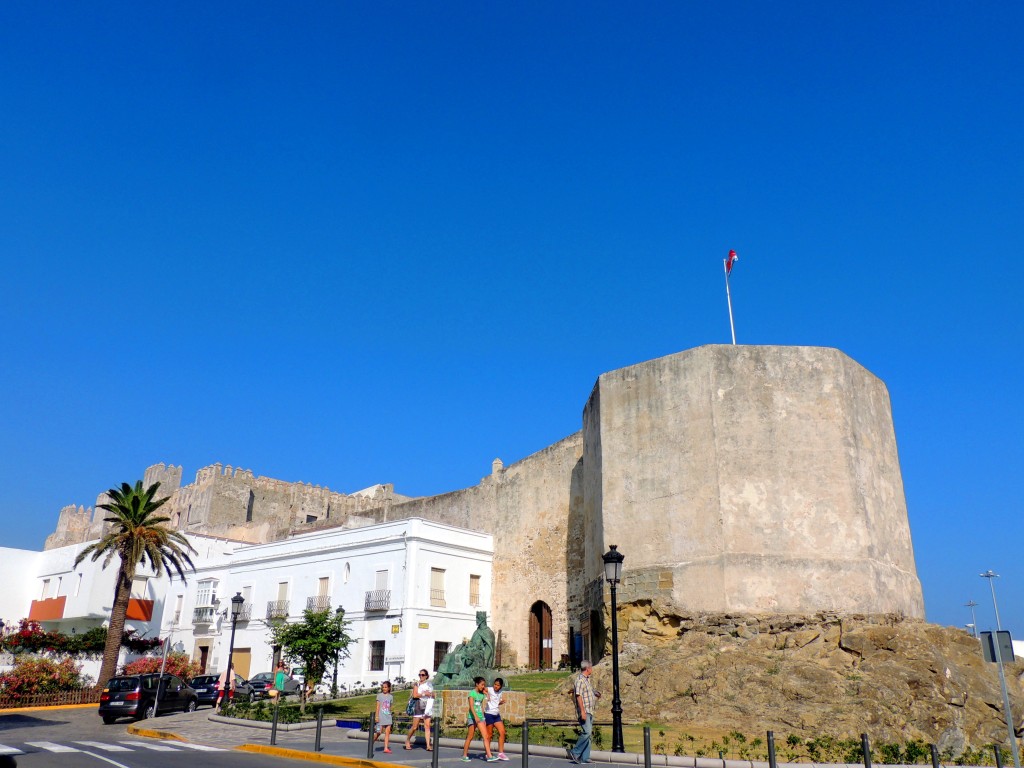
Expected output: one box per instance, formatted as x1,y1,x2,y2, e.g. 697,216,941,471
1,2,1021,634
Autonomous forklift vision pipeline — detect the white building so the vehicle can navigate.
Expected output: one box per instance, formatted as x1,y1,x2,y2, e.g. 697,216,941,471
168,518,493,687
1,518,493,688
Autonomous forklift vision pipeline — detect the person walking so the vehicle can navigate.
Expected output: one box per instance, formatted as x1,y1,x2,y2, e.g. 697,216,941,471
404,669,435,750
568,660,599,764
485,677,509,760
373,681,395,753
217,664,236,711
462,676,498,762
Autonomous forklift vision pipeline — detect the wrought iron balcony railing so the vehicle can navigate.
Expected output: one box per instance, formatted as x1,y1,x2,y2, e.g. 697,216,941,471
430,588,446,608
307,595,332,612
192,606,216,624
234,603,252,622
266,600,289,620
364,589,390,612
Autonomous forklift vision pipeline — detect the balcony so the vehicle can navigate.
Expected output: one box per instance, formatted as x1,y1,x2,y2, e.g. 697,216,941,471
430,588,446,608
307,595,332,612
28,597,66,622
234,603,252,622
364,589,390,612
266,600,289,620
192,606,216,625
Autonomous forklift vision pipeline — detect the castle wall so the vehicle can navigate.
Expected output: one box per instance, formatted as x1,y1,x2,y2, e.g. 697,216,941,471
384,433,584,668
582,345,924,619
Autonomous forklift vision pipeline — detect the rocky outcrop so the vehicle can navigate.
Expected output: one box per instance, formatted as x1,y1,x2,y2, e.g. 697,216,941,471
531,604,1022,755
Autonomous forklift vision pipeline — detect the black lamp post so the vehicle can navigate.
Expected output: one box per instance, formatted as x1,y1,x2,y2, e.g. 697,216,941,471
222,592,245,710
602,544,625,753
331,606,343,698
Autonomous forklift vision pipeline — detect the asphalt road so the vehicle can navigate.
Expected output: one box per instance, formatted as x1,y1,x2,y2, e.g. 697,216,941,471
0,709,298,768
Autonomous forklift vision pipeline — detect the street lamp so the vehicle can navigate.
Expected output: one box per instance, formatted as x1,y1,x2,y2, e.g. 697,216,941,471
602,545,625,753
332,606,344,698
221,592,245,710
964,600,978,636
980,570,1020,768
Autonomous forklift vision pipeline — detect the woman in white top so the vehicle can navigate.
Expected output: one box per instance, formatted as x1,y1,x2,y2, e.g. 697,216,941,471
404,669,435,750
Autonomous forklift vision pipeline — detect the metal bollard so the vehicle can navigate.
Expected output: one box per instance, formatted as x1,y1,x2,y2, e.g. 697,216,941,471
315,707,323,752
643,726,652,768
270,702,280,746
367,711,376,759
522,719,529,768
994,745,1003,768
861,733,872,768
432,718,440,768
930,743,941,768
767,731,777,768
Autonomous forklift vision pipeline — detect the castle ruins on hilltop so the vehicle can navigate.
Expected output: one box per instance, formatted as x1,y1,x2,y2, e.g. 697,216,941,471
42,344,925,667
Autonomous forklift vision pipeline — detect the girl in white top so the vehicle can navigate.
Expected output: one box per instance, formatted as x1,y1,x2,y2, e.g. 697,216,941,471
484,677,508,760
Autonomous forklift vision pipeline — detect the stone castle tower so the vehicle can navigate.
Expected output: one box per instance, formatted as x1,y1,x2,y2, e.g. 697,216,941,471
42,345,924,668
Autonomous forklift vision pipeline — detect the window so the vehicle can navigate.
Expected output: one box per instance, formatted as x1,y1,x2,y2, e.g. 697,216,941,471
469,575,481,606
375,570,388,591
343,563,350,584
433,641,451,671
196,580,216,607
56,576,63,597
369,641,385,671
131,577,149,600
74,573,83,597
277,582,289,601
305,514,317,523
40,579,50,600
430,568,445,607
318,577,330,597
173,595,184,625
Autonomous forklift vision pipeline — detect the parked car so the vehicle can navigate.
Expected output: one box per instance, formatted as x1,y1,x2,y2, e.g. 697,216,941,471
189,673,257,706
247,671,301,699
99,673,198,723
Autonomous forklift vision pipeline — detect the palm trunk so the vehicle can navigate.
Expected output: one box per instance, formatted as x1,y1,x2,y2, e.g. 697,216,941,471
96,560,133,688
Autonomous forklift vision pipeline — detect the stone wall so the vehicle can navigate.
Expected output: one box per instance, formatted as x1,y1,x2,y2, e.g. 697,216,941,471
582,345,924,620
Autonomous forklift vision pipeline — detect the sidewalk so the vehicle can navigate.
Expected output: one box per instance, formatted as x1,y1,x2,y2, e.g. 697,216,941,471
127,711,659,768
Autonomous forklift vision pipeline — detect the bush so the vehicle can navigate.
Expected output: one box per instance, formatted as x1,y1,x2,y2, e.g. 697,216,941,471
120,652,200,680
0,657,88,698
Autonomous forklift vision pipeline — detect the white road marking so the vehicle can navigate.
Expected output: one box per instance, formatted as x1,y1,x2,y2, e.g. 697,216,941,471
0,745,25,756
73,741,134,752
174,742,226,751
118,740,181,751
80,750,137,768
25,741,82,752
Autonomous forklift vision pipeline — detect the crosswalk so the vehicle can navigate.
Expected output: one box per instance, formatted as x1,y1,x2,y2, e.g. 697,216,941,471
0,740,225,756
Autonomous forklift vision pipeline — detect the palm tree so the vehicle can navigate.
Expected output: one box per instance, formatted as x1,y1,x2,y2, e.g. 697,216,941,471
74,480,196,687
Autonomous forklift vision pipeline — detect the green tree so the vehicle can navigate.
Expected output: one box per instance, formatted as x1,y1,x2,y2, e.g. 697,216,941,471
74,481,196,688
269,607,352,712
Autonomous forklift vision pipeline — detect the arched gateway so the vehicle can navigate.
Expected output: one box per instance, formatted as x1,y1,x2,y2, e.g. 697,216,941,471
528,600,553,669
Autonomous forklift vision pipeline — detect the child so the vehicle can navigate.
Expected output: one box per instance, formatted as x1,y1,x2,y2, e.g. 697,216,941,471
373,680,394,753
462,676,497,762
485,677,508,760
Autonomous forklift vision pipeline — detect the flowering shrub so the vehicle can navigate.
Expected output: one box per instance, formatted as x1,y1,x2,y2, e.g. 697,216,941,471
0,657,87,698
0,620,160,657
120,652,200,680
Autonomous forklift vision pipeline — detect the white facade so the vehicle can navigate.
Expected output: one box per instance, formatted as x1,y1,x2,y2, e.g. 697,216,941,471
160,518,492,687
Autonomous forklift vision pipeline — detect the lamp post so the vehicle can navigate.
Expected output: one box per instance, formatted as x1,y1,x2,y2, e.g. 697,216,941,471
965,600,979,636
332,606,343,698
980,570,1020,768
602,545,625,753
221,592,245,710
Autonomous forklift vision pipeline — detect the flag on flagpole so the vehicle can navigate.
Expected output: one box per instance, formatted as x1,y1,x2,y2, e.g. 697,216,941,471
726,249,738,276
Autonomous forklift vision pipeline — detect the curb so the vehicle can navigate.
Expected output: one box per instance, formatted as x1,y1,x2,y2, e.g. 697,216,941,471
0,703,97,715
237,744,394,768
126,724,187,742
209,713,337,731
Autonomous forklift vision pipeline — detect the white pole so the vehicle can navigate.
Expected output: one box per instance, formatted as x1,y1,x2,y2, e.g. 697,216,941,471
724,259,737,345
981,570,1020,768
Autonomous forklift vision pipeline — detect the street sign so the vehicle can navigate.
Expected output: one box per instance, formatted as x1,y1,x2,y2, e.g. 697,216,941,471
980,631,1014,664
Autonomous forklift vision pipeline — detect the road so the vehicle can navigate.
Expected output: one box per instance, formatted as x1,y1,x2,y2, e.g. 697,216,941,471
0,708,299,768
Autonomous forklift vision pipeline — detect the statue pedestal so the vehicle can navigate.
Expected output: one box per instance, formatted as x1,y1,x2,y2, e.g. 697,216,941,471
436,689,526,727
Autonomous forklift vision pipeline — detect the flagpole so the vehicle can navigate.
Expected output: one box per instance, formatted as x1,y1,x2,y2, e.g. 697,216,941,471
724,259,737,345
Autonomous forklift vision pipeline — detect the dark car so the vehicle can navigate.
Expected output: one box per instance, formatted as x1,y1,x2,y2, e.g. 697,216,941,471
247,671,300,699
189,673,257,706
99,673,198,723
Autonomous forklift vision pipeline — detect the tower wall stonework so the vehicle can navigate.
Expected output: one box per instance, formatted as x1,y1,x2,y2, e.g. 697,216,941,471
582,345,924,619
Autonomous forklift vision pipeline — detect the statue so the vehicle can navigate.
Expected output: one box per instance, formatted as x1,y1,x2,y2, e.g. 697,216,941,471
434,611,496,688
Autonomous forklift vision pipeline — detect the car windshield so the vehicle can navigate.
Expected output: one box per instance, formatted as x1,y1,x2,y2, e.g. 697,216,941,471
106,678,139,692
250,673,273,682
